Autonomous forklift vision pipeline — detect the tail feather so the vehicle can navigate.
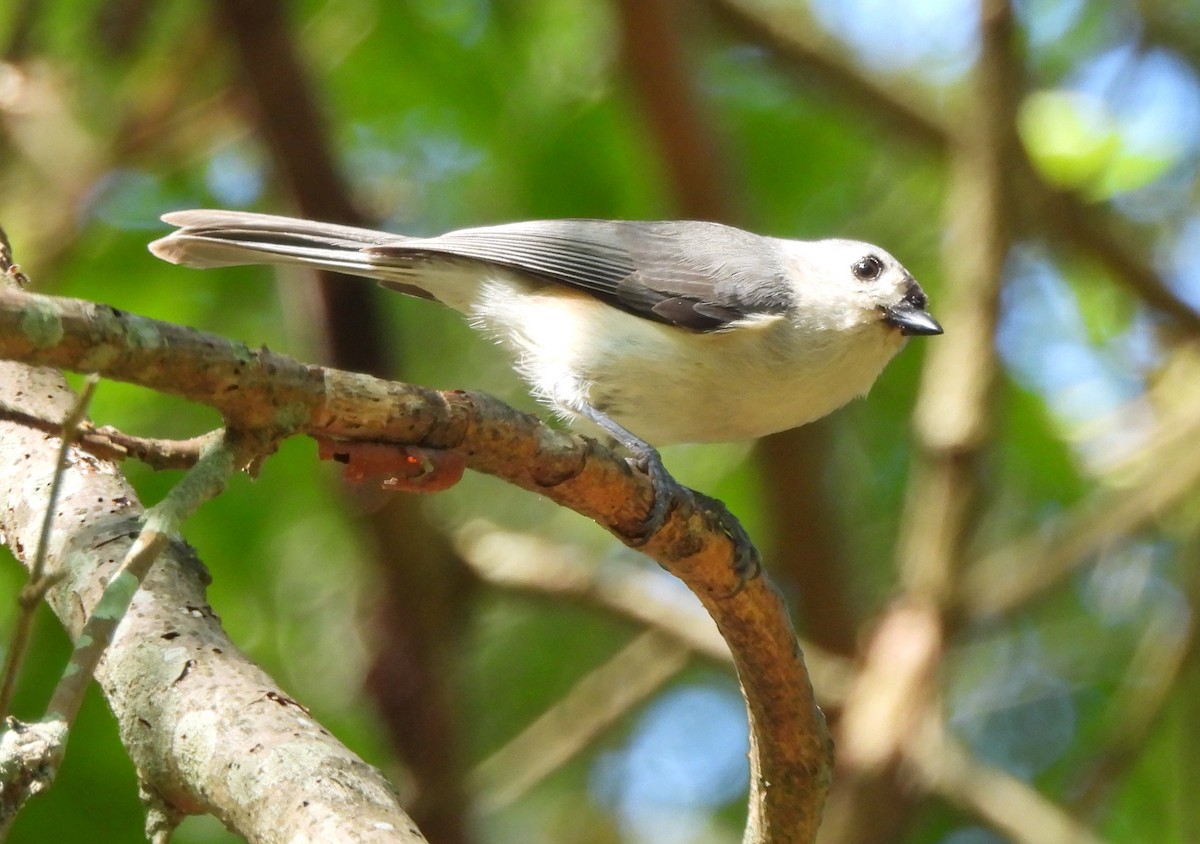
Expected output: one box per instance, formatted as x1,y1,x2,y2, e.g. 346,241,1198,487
148,209,414,278
148,209,547,313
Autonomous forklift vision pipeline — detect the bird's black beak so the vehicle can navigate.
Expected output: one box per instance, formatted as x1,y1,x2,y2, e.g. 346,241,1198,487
885,303,943,336
884,283,943,336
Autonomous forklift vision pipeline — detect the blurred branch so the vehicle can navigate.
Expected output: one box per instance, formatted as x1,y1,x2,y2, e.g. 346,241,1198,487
361,518,473,844
962,361,1200,616
1024,187,1200,331
707,0,1200,336
757,425,857,656
0,362,426,842
906,712,1107,844
823,3,1019,842
471,629,691,811
0,282,833,843
455,520,855,704
613,0,737,219
1070,595,1195,816
457,521,733,662
211,0,390,370
1,0,37,61
709,0,949,149
211,0,359,223
896,0,1018,603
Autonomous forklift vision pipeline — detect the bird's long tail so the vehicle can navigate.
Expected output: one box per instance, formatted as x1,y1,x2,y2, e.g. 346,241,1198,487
148,210,417,281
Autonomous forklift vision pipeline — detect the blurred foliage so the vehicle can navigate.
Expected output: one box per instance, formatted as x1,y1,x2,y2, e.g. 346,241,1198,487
1,0,1200,842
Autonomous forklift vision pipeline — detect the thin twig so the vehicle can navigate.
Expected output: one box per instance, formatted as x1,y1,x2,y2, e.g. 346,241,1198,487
0,374,99,720
85,425,211,469
0,403,212,469
45,430,237,725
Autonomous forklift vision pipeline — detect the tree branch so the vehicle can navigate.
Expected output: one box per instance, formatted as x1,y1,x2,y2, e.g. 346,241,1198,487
207,3,475,834
0,283,831,842
0,362,426,842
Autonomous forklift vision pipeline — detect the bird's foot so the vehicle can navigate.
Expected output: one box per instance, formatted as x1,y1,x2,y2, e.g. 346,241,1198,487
571,401,761,594
626,448,762,596
625,446,677,541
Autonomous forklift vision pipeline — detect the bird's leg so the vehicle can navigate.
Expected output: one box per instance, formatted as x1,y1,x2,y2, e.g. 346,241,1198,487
573,401,674,536
573,402,761,592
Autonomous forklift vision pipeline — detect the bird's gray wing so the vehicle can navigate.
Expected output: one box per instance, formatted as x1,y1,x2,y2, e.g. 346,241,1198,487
370,219,794,332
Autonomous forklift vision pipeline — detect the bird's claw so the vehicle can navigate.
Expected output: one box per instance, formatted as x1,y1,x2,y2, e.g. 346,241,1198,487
691,490,762,596
626,451,762,596
624,450,677,543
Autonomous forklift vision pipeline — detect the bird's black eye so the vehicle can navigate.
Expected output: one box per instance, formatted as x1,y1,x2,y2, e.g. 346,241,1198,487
852,255,884,281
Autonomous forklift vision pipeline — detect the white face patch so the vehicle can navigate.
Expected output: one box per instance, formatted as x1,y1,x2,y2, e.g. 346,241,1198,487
774,238,918,331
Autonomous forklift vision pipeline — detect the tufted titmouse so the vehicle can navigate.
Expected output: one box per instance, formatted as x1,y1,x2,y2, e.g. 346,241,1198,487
150,211,941,585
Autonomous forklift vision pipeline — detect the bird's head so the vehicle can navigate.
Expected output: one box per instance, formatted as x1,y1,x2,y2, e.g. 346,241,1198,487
780,238,943,338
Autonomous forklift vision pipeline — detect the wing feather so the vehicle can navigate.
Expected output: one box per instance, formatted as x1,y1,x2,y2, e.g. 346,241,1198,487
370,219,792,331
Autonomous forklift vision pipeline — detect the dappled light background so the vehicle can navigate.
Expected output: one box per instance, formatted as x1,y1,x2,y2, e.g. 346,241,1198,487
1,0,1199,842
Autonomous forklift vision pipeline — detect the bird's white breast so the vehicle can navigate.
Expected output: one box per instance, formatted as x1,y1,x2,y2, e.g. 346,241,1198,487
469,276,907,447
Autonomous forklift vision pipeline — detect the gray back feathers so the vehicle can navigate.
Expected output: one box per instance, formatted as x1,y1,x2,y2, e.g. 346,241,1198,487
152,212,796,331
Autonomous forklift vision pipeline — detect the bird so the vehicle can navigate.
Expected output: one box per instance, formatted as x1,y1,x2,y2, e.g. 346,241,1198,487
150,210,942,588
